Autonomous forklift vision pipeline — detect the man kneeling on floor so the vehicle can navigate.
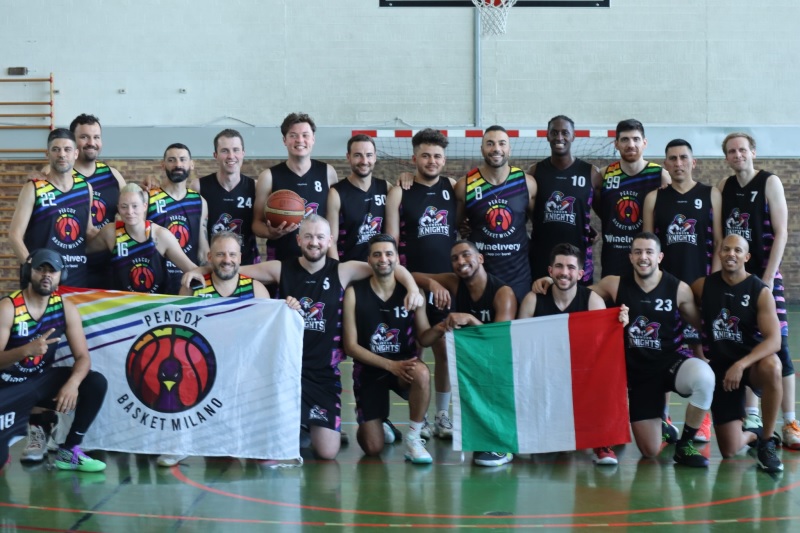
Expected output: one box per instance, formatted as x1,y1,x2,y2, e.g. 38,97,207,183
0,249,107,472
343,234,442,464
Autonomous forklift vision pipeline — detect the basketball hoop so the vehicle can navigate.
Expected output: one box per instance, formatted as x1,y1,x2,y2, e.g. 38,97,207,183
471,0,517,37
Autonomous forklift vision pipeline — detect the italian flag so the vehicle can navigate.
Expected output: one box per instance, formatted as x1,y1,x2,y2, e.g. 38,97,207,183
445,308,630,454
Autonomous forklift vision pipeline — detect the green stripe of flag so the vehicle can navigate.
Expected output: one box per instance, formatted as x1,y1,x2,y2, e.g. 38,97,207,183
453,321,518,452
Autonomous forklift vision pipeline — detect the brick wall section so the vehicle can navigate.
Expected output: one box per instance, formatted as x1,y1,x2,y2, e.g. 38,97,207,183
1,157,797,301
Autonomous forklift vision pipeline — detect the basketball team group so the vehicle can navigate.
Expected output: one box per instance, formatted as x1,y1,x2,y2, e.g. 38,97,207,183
0,111,793,475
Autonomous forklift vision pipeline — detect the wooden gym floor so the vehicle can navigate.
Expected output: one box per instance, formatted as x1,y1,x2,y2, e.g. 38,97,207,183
2,308,799,532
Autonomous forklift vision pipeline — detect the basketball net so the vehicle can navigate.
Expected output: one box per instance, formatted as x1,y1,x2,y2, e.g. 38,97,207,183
471,0,517,37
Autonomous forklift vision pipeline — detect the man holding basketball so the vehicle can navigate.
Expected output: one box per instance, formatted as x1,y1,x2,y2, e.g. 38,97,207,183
182,215,423,460
253,113,338,261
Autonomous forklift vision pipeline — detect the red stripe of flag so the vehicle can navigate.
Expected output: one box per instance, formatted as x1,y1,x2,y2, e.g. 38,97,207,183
567,308,630,450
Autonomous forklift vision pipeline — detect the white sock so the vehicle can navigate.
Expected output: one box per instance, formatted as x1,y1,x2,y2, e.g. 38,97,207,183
408,420,423,438
784,411,796,425
436,392,451,413
745,407,760,417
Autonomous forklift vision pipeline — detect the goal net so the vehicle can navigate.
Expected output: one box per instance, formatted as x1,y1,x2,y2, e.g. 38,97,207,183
358,129,618,183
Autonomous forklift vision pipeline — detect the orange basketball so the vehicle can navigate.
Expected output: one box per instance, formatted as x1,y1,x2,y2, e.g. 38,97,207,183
265,189,305,227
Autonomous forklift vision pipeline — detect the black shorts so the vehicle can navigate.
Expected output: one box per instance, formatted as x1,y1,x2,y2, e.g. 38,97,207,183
627,354,690,422
301,374,341,431
709,360,758,425
777,336,793,377
425,292,450,328
1,368,77,461
352,362,410,424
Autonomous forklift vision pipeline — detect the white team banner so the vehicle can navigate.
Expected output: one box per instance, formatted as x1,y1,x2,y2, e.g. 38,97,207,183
57,288,303,461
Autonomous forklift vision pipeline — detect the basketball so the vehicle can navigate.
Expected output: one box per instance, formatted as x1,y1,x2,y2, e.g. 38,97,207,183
265,189,305,227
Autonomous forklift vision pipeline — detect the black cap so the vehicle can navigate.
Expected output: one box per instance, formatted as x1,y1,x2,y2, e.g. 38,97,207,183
30,249,65,272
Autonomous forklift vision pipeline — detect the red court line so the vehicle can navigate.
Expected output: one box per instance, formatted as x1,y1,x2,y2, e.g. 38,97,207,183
171,466,800,520
6,499,800,529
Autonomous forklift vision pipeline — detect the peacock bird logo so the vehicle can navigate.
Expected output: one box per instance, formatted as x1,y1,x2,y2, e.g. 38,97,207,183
126,326,216,413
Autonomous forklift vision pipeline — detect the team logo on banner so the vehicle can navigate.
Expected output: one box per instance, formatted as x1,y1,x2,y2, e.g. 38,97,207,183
126,325,217,413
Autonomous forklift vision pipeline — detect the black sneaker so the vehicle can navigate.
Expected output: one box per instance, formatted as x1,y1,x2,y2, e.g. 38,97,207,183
756,437,784,473
673,440,709,468
473,451,513,467
662,418,679,444
744,423,763,448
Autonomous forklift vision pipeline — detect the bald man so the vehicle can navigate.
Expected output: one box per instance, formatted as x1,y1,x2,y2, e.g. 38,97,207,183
692,234,783,473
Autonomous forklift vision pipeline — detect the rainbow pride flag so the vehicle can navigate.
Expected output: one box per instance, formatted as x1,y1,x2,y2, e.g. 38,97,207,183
57,289,303,461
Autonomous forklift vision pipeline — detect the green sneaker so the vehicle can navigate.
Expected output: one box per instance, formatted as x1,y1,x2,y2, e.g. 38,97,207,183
54,446,107,473
673,440,709,468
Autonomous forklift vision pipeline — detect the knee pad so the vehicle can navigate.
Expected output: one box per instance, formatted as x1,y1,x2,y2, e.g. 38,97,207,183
675,358,714,411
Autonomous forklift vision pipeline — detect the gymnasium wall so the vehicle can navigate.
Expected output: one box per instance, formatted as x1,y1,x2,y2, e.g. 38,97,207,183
1,0,798,297
2,0,800,129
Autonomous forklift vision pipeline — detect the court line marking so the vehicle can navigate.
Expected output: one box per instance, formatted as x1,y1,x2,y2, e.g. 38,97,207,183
171,467,800,520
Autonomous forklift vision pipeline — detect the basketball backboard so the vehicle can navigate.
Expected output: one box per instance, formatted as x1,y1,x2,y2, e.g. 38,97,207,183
379,1,610,7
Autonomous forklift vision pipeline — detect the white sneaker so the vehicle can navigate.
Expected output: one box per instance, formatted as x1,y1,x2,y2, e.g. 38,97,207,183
782,420,800,450
20,425,47,463
434,410,453,439
404,437,432,464
157,454,188,467
383,420,401,444
420,417,433,440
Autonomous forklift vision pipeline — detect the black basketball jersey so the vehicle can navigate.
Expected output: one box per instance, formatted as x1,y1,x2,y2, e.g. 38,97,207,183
351,278,417,363
652,183,714,284
332,177,388,262
600,162,663,277
615,271,684,378
279,257,345,376
463,167,531,302
111,221,167,294
530,158,595,282
720,170,776,279
454,272,508,324
534,284,592,316
147,188,203,293
701,272,766,365
74,161,119,228
0,291,66,384
77,163,119,289
398,178,458,273
200,173,260,265
24,177,91,288
268,160,329,261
